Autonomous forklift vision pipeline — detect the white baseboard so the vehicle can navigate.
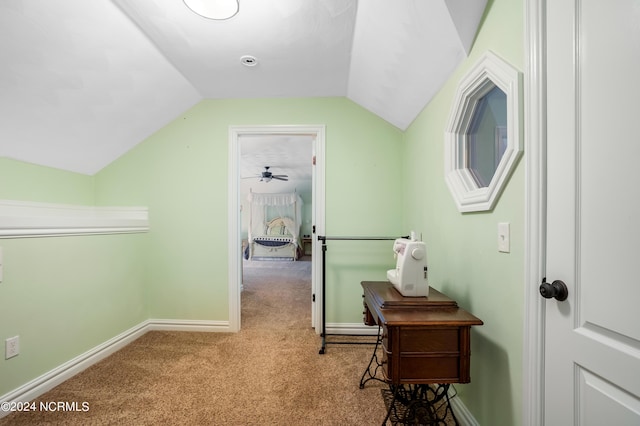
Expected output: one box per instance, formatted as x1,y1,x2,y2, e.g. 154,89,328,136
0,319,230,418
146,319,230,332
449,386,480,426
325,322,380,335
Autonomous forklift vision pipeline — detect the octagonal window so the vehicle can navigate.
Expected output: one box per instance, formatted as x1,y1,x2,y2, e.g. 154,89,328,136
445,51,522,212
467,85,507,188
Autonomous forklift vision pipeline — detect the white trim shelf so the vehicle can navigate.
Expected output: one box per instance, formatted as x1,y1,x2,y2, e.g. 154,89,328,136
0,200,149,238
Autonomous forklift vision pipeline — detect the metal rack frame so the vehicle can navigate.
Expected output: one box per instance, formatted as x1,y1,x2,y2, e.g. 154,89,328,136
316,235,408,354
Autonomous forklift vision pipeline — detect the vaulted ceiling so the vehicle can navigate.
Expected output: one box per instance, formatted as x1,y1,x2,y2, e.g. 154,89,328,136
0,0,486,176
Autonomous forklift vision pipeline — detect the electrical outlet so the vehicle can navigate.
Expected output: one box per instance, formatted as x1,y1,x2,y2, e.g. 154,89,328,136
5,336,19,359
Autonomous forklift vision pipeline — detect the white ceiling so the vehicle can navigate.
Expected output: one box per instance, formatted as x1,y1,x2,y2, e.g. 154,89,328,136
239,134,313,195
0,0,486,176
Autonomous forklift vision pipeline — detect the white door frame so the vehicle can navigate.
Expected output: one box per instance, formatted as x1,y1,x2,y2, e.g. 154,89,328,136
227,125,326,332
523,0,546,424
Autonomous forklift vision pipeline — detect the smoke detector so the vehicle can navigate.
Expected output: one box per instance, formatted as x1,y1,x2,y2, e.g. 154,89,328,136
240,55,258,67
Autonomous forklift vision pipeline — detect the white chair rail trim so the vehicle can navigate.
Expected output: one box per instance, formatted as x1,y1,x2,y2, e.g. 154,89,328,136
0,200,149,238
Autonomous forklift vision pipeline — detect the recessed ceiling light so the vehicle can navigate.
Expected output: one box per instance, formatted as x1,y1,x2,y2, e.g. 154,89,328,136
240,55,258,67
183,0,239,20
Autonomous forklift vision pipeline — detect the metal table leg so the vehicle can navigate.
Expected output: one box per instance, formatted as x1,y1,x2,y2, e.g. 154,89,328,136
358,325,386,388
380,384,458,425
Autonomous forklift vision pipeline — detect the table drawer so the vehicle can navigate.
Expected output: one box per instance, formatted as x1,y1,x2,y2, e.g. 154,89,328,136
382,326,469,384
398,327,460,352
383,350,465,384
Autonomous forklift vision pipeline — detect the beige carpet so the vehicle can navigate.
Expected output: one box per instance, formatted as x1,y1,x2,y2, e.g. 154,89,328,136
1,258,456,425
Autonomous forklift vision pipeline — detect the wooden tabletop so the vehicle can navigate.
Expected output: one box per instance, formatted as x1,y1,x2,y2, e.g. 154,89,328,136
362,281,483,327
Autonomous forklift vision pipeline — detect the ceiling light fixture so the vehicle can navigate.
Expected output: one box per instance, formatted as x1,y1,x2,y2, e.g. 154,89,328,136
183,0,239,20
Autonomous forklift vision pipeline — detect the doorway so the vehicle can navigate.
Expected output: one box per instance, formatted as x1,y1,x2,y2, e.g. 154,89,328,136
228,125,326,332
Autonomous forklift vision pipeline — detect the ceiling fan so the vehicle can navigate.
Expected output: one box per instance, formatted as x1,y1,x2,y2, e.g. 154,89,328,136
246,166,288,182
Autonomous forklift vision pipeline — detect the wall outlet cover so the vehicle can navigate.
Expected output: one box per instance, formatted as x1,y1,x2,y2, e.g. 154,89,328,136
5,336,19,359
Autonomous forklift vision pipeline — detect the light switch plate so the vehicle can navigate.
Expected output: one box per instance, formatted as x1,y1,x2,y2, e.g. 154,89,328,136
498,223,510,253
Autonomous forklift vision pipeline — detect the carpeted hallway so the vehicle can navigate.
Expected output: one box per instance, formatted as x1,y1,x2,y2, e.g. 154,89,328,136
1,258,395,425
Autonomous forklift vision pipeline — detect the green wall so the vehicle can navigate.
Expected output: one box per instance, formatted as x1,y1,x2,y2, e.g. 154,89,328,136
1,98,403,397
2,2,527,421
94,97,404,323
0,158,95,204
402,0,524,424
0,159,147,395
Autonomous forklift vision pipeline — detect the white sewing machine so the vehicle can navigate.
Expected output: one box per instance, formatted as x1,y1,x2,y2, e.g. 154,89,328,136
386,236,428,297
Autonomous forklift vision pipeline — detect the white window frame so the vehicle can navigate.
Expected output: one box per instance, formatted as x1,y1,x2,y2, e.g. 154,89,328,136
445,51,523,212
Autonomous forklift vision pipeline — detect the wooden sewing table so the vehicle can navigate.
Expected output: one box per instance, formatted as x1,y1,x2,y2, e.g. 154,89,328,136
359,281,483,425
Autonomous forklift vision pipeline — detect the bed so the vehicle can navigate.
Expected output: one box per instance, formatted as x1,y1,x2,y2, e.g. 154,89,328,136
249,217,299,260
246,191,303,261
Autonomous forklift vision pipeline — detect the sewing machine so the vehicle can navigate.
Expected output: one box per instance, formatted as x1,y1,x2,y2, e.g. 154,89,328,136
386,236,428,297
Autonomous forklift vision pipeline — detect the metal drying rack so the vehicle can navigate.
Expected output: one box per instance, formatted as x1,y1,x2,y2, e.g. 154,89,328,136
316,234,409,354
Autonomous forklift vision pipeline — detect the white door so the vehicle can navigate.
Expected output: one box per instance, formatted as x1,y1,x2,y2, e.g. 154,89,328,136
544,0,640,424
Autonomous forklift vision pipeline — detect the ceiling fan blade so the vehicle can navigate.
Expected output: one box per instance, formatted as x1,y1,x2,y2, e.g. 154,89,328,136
254,167,288,182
